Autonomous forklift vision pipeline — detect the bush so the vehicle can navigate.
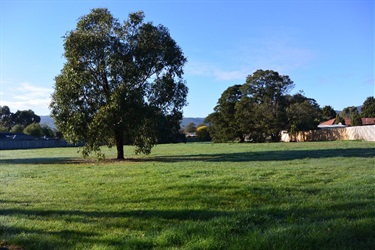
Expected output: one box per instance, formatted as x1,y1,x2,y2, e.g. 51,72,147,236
23,123,43,137
196,126,211,141
350,113,362,126
334,114,345,125
10,124,24,133
41,124,55,138
0,123,8,132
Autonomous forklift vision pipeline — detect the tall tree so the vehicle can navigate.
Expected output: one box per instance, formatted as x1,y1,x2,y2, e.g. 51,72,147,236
185,122,197,134
340,106,359,119
11,110,40,128
0,105,11,131
50,9,188,159
322,105,337,121
206,84,245,142
286,93,322,132
240,70,294,142
207,70,294,143
350,112,362,126
361,96,375,117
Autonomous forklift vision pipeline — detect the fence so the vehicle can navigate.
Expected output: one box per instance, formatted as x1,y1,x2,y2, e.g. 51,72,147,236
281,125,375,142
0,140,83,150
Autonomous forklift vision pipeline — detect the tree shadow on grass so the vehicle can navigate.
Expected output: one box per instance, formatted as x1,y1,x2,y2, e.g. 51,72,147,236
0,157,90,165
0,147,374,165
1,199,374,249
0,208,230,221
142,147,375,163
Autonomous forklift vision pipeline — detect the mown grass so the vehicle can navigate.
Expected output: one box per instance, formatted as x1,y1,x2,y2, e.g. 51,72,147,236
0,141,374,249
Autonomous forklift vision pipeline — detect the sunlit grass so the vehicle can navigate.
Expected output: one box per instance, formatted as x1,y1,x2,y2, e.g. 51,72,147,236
1,141,374,249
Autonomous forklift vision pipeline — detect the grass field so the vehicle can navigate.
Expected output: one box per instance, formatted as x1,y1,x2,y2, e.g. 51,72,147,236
0,141,374,249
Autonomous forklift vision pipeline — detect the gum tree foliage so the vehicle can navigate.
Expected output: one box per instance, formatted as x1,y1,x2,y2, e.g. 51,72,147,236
184,122,197,134
205,84,245,142
350,112,362,126
335,113,345,125
361,96,375,117
10,124,25,133
340,106,359,119
22,123,55,137
50,9,188,159
239,70,294,142
206,70,294,142
286,93,322,132
11,110,41,127
0,106,41,131
0,106,11,129
23,123,43,137
322,105,337,121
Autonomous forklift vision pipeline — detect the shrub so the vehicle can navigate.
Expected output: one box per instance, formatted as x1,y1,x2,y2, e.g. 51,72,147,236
23,123,43,137
196,126,211,141
10,124,24,133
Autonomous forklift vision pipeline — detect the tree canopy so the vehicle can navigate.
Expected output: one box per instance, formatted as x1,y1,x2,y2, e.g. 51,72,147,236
207,70,297,142
0,106,41,132
241,70,294,141
340,106,359,119
322,105,336,121
50,8,188,159
184,122,197,134
205,84,245,142
361,96,375,117
286,93,322,132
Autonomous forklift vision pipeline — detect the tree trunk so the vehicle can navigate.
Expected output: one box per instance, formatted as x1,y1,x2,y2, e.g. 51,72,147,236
238,135,245,143
115,132,125,160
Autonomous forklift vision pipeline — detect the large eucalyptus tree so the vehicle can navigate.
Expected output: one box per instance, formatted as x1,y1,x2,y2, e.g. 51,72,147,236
50,8,188,159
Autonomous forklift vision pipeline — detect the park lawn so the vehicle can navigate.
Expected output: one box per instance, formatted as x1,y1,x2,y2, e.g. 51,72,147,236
0,141,374,249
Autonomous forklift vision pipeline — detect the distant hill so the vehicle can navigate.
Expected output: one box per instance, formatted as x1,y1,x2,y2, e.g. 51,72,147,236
336,105,363,115
40,116,56,129
39,115,205,129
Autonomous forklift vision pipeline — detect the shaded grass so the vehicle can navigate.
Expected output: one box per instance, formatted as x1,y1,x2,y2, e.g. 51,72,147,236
0,141,374,249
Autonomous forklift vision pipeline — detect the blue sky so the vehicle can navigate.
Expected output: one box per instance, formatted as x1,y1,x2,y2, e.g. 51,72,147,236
0,0,374,118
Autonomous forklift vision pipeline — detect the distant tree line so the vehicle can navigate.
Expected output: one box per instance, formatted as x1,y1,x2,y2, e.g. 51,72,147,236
0,105,186,144
204,69,375,143
0,106,58,138
337,97,375,126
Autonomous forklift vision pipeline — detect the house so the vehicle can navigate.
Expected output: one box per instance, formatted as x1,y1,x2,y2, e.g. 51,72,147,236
318,118,346,129
318,118,375,129
361,118,375,125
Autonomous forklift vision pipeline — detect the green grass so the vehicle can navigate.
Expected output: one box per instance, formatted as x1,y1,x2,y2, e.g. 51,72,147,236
0,141,374,249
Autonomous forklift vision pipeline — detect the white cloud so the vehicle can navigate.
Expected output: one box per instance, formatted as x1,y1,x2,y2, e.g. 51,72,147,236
185,38,316,83
186,61,248,82
0,82,53,115
213,69,247,81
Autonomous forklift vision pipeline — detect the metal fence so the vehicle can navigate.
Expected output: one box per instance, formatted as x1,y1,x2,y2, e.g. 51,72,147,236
0,140,83,150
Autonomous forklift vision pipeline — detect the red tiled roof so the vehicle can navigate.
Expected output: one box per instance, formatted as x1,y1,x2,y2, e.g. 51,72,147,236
344,118,375,126
319,118,336,126
319,117,375,126
361,118,375,125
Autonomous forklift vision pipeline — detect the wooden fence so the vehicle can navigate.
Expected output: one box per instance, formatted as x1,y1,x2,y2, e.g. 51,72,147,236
281,125,375,142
